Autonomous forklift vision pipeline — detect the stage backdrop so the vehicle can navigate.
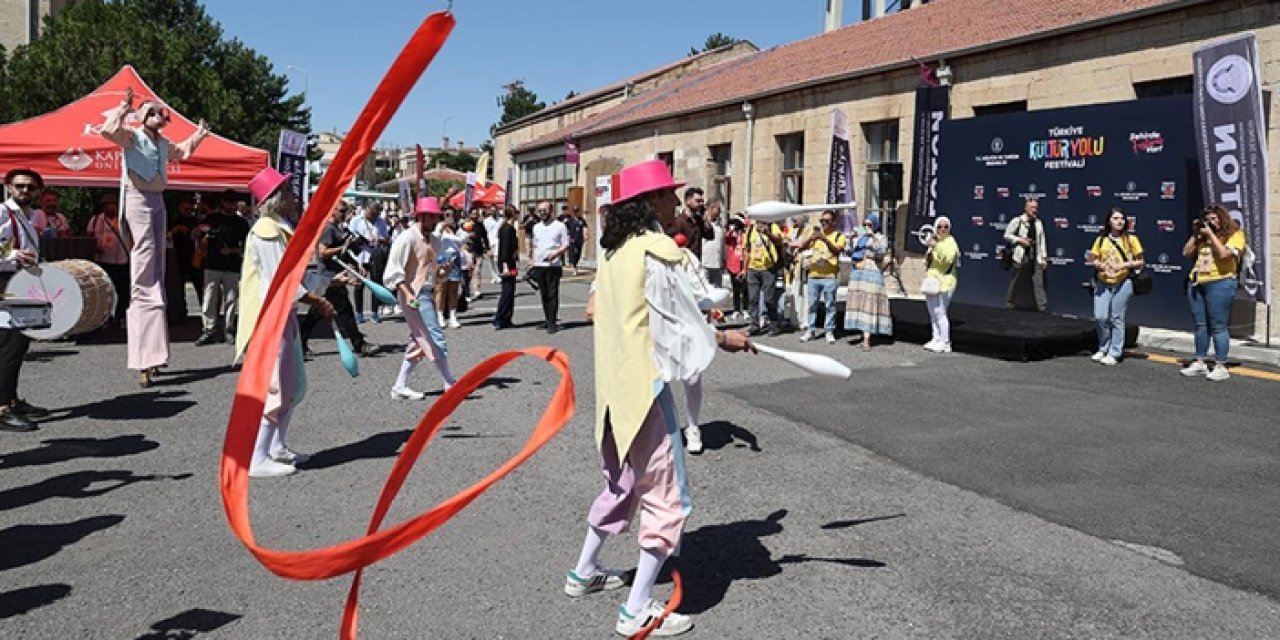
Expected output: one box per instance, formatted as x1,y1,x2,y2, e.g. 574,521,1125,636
935,95,1199,330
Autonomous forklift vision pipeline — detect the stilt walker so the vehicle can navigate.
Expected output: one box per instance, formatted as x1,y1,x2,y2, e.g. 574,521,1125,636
100,87,210,387
235,168,334,478
383,196,455,400
566,160,754,637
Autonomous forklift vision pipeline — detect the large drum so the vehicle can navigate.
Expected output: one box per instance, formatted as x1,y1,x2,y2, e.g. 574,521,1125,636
3,259,117,340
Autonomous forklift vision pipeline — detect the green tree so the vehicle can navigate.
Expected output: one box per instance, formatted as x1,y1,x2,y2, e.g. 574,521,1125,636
490,80,545,136
1,0,310,155
688,32,737,56
431,149,478,173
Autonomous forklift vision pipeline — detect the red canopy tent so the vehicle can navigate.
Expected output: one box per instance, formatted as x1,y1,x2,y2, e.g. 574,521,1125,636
0,65,269,190
448,182,506,209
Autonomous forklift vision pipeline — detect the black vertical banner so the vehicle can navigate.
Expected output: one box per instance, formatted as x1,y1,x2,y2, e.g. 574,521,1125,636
277,129,308,208
1193,33,1271,303
906,85,950,253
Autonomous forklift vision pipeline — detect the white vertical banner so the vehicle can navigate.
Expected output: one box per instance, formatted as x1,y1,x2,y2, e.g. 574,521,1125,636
595,175,613,254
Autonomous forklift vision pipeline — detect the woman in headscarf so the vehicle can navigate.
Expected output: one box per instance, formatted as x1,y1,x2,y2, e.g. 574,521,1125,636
842,213,893,351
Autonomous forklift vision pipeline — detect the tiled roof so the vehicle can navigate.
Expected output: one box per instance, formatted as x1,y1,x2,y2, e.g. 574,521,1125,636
512,0,1203,154
496,41,758,135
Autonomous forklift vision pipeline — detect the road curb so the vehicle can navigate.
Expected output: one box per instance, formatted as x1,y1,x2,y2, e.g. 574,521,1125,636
1137,327,1280,369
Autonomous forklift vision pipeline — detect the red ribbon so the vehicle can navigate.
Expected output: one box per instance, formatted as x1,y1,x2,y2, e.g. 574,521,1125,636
219,12,571,639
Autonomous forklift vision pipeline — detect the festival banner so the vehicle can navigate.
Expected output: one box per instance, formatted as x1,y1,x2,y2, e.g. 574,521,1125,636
595,174,612,254
825,108,856,234
463,171,476,212
1193,33,1271,303
276,129,308,208
397,177,412,214
503,167,513,207
415,144,426,195
905,85,950,253
936,95,1199,330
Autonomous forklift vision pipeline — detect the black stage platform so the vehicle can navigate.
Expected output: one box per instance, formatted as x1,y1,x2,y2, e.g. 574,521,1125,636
890,300,1138,361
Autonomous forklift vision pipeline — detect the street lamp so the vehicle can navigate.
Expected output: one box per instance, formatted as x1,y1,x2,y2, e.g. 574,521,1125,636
442,116,455,148
286,65,309,100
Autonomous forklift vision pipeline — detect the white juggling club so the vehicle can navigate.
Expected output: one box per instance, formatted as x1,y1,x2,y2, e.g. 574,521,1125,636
745,200,859,221
755,344,852,379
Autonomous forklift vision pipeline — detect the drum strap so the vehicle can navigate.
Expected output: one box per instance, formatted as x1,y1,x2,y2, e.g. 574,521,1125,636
93,213,132,254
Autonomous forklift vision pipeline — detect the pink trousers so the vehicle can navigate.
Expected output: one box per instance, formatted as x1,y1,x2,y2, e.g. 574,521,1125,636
124,186,170,371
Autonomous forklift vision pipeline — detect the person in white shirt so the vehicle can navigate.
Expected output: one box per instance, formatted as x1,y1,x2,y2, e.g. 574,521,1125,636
530,200,570,333
700,200,726,287
85,192,130,324
431,216,466,328
384,196,456,399
347,204,390,323
0,168,50,432
484,207,502,284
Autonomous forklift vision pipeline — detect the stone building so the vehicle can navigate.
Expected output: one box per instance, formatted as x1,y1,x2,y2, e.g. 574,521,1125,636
0,0,67,52
493,0,1279,340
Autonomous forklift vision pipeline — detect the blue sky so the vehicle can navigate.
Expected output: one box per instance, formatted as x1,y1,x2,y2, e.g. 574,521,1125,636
205,0,872,150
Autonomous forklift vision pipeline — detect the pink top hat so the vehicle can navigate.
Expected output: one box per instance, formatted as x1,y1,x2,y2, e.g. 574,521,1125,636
415,196,442,216
614,159,685,203
249,167,291,203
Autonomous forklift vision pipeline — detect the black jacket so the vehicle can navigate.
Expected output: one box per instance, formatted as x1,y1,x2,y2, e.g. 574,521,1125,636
497,221,519,273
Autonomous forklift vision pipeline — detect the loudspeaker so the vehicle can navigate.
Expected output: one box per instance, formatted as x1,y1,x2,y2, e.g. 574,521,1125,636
877,162,904,201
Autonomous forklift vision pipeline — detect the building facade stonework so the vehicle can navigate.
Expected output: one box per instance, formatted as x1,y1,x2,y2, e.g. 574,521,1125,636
494,0,1280,340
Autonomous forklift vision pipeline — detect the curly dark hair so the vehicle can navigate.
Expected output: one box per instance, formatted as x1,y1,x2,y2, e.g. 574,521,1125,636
600,196,659,257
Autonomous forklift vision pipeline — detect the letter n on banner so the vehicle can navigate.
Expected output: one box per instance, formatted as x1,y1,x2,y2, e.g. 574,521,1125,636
905,85,950,254
1193,33,1271,303
826,109,856,234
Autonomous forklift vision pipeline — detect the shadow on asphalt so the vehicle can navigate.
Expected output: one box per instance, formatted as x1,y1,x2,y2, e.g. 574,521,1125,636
0,435,159,470
151,365,236,387
304,429,412,471
663,509,886,614
135,607,242,639
698,421,762,452
820,513,906,530
0,515,125,571
38,391,196,424
0,470,193,512
23,349,78,363
0,583,72,620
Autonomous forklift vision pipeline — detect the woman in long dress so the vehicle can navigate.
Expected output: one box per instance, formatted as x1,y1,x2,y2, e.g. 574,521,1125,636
842,213,893,351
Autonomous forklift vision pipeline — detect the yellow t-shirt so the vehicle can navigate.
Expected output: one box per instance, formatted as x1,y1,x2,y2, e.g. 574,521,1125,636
746,223,781,271
1089,234,1144,286
806,230,847,278
1192,229,1246,283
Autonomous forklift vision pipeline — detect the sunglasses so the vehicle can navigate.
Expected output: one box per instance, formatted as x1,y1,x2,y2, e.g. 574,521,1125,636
821,218,835,224
10,183,39,191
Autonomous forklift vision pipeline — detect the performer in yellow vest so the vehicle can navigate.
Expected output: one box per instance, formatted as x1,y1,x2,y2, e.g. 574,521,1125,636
236,167,334,478
565,160,754,637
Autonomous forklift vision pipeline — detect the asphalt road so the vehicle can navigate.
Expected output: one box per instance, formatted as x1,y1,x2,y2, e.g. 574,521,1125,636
2,278,1279,639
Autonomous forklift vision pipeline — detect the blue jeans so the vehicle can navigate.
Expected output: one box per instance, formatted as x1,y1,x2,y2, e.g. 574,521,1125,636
806,277,838,333
416,288,448,358
1092,279,1133,358
1187,278,1235,363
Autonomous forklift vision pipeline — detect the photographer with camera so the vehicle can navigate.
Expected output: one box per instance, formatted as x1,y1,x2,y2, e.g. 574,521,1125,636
1084,208,1144,366
194,191,250,346
300,201,373,358
1179,204,1246,382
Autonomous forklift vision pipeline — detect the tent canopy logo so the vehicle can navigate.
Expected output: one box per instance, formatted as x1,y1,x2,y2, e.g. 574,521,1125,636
1206,55,1253,105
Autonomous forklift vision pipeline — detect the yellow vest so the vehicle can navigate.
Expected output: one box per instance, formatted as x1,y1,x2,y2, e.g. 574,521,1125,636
594,231,684,461
234,215,307,406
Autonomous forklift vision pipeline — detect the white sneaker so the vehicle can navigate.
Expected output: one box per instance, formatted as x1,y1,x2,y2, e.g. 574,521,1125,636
390,386,426,400
1180,361,1210,377
249,459,297,478
1099,355,1118,366
270,447,311,465
563,568,627,597
437,312,446,327
448,315,462,329
1091,350,1107,362
923,340,939,350
799,330,815,342
685,425,703,455
616,600,693,637
825,332,836,345
925,342,952,353
1207,365,1231,382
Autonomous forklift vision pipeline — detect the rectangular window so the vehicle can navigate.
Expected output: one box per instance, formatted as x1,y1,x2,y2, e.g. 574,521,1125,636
777,133,804,204
709,144,732,208
517,156,573,209
1134,76,1194,99
973,100,1028,117
863,120,900,215
657,152,675,178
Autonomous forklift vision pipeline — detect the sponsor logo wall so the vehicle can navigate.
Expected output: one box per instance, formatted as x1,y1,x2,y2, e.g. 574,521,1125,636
937,95,1199,330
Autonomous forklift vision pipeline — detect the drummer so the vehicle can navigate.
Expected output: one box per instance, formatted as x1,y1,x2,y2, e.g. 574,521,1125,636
0,168,52,432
